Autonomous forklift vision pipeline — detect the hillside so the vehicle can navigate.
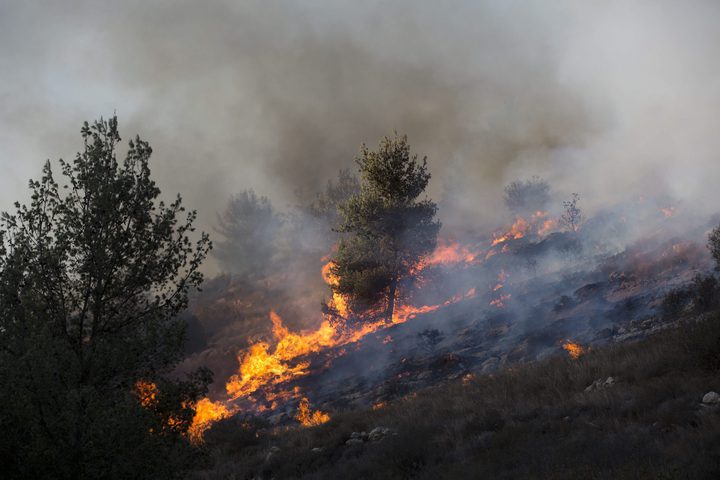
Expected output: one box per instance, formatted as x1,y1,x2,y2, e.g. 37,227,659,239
191,312,720,479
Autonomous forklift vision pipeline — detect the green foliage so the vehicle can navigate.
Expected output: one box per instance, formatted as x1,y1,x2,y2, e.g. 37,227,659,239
0,116,212,479
332,134,440,320
213,189,282,278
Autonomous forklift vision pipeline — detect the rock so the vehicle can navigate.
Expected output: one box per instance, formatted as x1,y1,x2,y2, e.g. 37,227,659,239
585,376,618,392
368,426,393,442
264,446,280,462
267,413,287,426
311,447,323,453
702,391,720,404
345,438,364,446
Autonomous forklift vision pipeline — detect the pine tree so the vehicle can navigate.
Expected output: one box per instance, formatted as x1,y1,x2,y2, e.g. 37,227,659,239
331,134,440,322
0,116,212,479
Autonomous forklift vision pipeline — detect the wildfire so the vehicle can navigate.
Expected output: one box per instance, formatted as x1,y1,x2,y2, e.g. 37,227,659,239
425,238,479,266
661,206,676,218
188,398,234,443
322,261,349,317
491,216,530,246
135,380,159,408
295,397,330,427
490,294,511,308
562,341,586,359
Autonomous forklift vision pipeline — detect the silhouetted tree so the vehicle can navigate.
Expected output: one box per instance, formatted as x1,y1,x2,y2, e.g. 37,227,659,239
503,176,551,215
213,189,282,278
331,134,440,322
708,225,720,269
0,117,212,479
560,193,582,232
307,169,360,224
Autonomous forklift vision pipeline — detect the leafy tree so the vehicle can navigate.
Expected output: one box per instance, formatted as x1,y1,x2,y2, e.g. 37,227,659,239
331,134,440,322
503,176,551,215
213,189,282,278
560,193,582,232
307,169,360,224
0,117,212,479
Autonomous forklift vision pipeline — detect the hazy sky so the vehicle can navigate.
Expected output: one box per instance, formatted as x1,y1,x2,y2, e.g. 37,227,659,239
2,0,720,263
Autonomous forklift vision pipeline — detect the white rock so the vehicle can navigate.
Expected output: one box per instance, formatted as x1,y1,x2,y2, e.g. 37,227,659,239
702,391,720,404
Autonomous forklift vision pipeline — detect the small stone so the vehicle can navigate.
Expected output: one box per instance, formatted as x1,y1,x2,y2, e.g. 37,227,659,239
311,447,323,453
702,391,720,404
345,438,364,446
264,446,280,462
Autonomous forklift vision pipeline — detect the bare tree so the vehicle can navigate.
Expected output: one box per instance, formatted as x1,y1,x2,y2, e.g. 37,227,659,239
560,193,582,232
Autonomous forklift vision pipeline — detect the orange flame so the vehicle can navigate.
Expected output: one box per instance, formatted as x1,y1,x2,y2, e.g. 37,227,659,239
661,207,675,218
188,398,234,443
562,341,586,359
295,397,330,427
135,380,159,408
322,261,349,317
490,294,511,308
491,216,530,246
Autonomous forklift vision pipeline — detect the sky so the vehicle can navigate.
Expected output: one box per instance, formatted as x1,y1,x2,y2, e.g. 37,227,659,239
1,0,720,271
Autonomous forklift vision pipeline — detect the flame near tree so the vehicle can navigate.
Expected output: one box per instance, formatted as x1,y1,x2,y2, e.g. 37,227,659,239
184,185,564,441
330,133,441,324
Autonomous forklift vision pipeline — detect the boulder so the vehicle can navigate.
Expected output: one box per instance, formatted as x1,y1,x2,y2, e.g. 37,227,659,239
368,426,393,442
584,376,618,392
264,446,280,462
702,391,720,404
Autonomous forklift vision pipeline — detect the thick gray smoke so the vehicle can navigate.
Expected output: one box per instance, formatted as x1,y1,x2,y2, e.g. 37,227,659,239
1,1,720,273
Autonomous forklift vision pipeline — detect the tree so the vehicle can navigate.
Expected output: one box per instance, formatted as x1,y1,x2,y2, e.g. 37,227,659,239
331,134,440,322
503,176,551,215
708,225,720,269
213,189,282,278
307,169,360,225
0,117,212,479
560,193,582,232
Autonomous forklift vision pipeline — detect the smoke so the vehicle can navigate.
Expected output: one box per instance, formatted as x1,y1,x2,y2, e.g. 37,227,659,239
1,0,720,274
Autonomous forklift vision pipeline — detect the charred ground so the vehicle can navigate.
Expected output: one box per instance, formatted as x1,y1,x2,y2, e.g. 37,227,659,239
191,311,720,479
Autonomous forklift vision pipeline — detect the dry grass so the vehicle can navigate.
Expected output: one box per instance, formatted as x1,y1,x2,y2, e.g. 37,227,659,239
191,313,720,479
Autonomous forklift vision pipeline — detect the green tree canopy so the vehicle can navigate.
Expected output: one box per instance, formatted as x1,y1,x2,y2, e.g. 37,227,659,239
331,134,440,322
0,116,212,479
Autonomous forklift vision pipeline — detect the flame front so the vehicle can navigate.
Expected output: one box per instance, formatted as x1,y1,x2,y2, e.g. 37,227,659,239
188,398,234,443
562,341,586,359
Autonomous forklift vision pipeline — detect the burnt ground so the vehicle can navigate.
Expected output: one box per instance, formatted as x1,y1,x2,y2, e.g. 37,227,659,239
215,234,712,423
190,311,720,480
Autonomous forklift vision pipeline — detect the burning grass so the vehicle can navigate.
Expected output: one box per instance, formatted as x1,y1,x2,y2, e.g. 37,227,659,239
191,312,720,479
